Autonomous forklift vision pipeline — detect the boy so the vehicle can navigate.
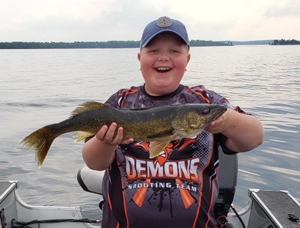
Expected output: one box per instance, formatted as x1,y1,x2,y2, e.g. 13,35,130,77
82,16,264,228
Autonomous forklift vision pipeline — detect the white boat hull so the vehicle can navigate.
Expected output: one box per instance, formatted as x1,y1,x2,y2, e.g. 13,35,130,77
0,181,100,228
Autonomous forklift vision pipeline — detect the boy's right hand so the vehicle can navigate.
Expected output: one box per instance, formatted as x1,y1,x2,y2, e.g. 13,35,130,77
95,122,134,146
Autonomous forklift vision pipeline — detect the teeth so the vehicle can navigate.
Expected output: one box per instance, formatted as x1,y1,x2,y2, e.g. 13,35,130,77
156,67,170,71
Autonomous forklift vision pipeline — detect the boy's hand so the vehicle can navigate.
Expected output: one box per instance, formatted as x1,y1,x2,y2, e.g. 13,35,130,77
95,122,134,145
205,110,229,134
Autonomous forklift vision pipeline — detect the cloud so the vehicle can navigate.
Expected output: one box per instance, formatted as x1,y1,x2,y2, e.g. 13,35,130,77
265,0,300,17
0,0,169,41
0,0,299,41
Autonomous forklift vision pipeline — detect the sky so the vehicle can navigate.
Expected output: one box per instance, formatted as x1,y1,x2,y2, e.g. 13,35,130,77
0,0,300,42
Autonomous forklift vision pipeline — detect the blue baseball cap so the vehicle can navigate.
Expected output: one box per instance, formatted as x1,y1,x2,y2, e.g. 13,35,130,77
140,16,189,48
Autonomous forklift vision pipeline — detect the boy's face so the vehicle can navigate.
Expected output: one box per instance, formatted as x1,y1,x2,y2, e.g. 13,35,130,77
138,32,190,96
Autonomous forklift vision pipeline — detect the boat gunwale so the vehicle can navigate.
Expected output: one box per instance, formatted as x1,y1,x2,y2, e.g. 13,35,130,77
0,181,18,204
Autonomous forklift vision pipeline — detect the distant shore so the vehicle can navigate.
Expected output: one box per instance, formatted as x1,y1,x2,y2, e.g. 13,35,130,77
0,40,232,49
0,39,299,49
270,39,300,45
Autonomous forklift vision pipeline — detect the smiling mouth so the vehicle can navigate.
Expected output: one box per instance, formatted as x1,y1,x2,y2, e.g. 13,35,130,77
156,67,171,72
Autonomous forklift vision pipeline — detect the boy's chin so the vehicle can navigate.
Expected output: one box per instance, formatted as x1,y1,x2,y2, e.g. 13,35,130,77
146,85,179,96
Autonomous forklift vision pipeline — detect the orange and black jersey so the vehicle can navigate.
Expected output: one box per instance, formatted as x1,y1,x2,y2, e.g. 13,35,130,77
101,84,237,228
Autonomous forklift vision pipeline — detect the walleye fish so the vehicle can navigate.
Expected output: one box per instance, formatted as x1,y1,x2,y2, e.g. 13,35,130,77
21,101,227,167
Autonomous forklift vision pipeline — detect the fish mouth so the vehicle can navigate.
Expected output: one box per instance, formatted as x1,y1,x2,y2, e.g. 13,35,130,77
155,67,172,73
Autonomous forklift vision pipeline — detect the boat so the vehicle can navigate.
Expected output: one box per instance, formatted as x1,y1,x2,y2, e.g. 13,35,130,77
1,148,300,228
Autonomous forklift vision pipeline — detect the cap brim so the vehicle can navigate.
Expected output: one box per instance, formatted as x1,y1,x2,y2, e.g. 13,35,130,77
141,29,189,48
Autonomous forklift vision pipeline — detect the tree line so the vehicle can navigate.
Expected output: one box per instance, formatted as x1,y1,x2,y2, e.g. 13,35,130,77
0,40,232,49
271,39,300,45
190,40,233,46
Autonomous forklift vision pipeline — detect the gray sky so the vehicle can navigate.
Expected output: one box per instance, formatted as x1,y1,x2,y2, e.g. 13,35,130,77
1,0,299,42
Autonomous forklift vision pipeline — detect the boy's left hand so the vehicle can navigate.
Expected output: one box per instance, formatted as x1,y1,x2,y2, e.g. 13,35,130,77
205,110,229,134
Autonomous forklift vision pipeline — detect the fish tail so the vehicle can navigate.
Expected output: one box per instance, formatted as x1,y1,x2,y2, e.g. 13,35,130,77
21,125,59,168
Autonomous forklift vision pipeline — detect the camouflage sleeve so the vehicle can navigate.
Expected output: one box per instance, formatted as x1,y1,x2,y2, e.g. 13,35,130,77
104,89,127,108
206,89,233,109
206,89,248,114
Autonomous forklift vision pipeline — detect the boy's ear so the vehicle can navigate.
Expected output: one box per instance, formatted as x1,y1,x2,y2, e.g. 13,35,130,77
137,52,141,61
187,53,191,64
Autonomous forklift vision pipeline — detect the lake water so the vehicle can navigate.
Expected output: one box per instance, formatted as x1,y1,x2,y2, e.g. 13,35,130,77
0,45,299,219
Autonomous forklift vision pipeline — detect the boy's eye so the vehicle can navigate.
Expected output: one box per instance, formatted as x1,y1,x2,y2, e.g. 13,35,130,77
149,49,158,53
170,49,180,53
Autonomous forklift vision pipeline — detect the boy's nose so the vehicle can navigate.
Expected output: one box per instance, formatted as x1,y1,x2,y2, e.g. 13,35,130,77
158,53,170,61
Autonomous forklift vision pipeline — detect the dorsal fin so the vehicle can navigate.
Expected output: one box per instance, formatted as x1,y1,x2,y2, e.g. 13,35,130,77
71,101,108,117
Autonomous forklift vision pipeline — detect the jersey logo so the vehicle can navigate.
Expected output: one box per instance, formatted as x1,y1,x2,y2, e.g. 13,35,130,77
129,137,201,208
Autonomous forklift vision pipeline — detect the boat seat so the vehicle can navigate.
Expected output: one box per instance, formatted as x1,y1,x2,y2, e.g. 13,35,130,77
214,146,238,218
77,166,104,195
77,145,238,218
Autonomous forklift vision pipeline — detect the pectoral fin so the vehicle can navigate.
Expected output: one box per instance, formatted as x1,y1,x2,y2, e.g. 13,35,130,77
149,141,170,158
74,131,95,142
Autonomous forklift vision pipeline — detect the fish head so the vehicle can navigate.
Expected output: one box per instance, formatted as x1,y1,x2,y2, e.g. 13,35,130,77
193,104,228,125
172,104,227,137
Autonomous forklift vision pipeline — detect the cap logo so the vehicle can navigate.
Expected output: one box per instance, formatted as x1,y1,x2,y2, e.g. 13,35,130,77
156,17,172,28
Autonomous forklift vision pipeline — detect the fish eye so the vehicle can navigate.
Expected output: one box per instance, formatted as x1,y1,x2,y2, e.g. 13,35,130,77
202,107,210,115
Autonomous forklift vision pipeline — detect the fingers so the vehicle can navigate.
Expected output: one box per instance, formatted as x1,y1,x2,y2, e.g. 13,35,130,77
96,122,119,144
212,114,225,125
96,123,133,145
121,138,134,144
95,125,109,141
206,114,226,134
